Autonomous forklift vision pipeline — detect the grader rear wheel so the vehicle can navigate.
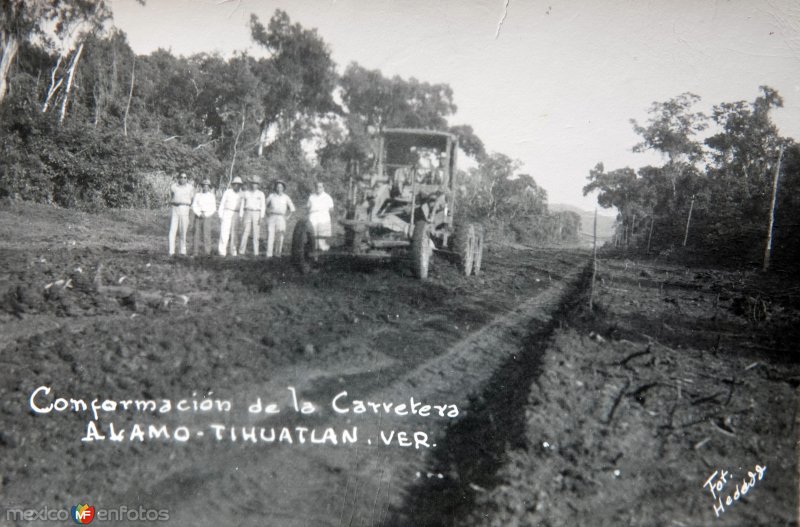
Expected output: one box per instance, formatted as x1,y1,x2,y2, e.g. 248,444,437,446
453,223,475,276
344,208,367,253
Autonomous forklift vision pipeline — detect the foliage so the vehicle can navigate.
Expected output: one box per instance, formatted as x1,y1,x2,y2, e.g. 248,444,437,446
249,10,338,123
0,4,578,247
0,111,159,210
340,62,456,132
587,87,799,268
449,124,486,161
457,153,577,245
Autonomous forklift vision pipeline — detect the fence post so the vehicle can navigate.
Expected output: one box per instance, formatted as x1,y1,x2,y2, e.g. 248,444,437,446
763,145,784,271
682,196,695,247
589,208,598,311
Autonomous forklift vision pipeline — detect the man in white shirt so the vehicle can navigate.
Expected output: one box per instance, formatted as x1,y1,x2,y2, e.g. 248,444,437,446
218,176,243,257
307,181,335,251
239,176,267,256
168,172,194,256
191,178,217,256
265,180,295,258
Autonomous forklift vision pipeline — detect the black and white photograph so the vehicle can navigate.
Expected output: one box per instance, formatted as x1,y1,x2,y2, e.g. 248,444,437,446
1,0,799,525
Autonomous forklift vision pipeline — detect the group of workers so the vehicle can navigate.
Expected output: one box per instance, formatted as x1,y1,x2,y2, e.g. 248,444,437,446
167,173,334,258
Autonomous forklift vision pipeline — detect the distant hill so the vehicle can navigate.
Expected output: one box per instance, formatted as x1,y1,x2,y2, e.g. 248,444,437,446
549,203,617,245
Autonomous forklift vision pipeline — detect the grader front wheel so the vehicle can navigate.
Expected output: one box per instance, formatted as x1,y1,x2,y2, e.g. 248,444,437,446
453,223,475,276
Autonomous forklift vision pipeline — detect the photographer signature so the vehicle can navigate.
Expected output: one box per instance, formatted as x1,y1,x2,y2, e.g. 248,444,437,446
702,464,766,518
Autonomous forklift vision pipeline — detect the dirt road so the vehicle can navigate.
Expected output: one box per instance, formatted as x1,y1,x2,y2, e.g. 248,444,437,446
2,204,797,526
0,204,587,526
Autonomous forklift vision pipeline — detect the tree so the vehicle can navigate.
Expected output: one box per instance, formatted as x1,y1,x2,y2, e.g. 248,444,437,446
583,163,668,244
583,163,637,210
449,124,486,160
340,62,456,132
134,49,204,139
0,0,115,105
74,29,136,129
249,10,339,154
461,153,522,218
705,86,784,203
631,92,707,195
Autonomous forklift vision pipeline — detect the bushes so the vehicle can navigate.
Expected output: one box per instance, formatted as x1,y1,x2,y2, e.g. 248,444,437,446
0,110,224,210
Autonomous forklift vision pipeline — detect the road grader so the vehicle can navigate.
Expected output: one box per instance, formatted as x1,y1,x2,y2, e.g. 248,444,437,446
291,128,484,279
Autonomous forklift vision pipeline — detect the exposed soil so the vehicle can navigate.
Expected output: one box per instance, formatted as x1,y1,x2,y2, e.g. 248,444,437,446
0,203,798,526
0,203,583,526
430,257,800,526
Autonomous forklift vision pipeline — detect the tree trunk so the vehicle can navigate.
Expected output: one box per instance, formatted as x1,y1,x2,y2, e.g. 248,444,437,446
258,122,268,157
42,55,64,113
93,83,101,127
123,57,136,136
258,119,280,156
59,43,85,125
228,109,247,187
0,32,20,105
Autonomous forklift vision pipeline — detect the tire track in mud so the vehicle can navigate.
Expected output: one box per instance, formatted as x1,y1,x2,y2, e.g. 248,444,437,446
113,255,589,526
391,264,592,525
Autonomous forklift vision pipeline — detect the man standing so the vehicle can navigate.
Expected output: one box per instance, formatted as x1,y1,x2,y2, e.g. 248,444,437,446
191,178,217,256
218,176,243,257
168,172,194,256
307,181,335,251
239,176,266,256
265,180,295,258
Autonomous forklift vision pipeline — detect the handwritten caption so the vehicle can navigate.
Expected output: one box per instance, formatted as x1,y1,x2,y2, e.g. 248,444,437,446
702,464,766,518
28,385,459,449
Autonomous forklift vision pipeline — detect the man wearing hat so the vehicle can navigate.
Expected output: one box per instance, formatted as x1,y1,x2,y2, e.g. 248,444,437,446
168,172,194,256
218,176,244,257
191,178,217,256
265,180,296,258
239,176,267,256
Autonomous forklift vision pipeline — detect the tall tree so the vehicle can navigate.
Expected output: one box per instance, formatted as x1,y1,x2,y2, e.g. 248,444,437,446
705,86,784,203
462,153,525,218
76,30,136,130
631,92,707,195
249,10,338,154
340,62,456,132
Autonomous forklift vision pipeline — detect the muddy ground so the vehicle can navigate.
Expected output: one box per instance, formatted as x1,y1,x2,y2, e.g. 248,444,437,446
455,259,800,526
0,202,798,526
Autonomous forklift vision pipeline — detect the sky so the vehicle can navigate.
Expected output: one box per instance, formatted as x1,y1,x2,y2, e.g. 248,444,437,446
109,0,800,211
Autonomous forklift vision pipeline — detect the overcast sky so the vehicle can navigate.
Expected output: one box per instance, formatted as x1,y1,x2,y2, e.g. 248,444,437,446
109,0,800,211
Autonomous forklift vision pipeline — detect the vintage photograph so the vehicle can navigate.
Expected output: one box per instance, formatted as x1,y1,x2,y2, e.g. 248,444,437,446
1,0,799,525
